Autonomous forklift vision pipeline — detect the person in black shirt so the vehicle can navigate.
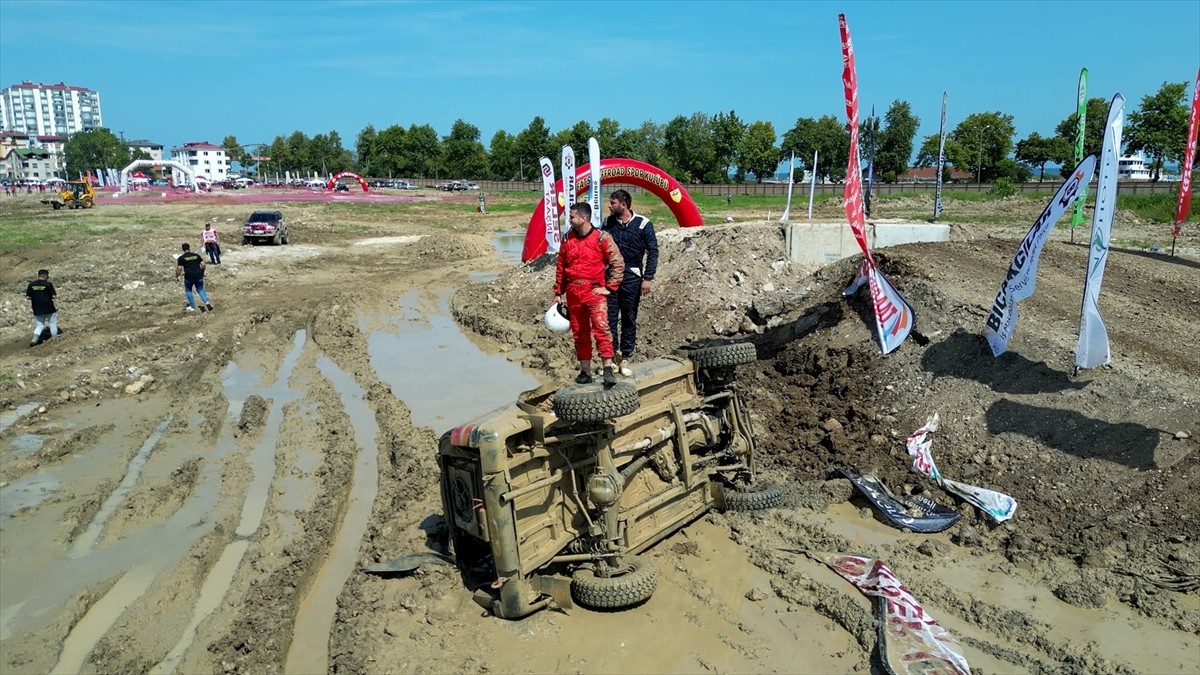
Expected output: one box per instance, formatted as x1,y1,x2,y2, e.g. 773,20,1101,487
175,243,213,312
26,268,60,347
602,189,659,377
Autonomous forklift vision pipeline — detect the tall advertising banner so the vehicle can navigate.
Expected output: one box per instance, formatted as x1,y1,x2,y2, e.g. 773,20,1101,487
808,150,818,220
1174,69,1200,240
839,13,915,355
934,92,948,220
561,145,576,228
780,152,795,222
587,137,602,228
1076,94,1125,371
538,157,560,254
1070,68,1089,229
984,154,1097,356
865,106,875,217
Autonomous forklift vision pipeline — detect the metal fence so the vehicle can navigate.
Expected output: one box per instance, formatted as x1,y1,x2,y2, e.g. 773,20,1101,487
471,179,1181,197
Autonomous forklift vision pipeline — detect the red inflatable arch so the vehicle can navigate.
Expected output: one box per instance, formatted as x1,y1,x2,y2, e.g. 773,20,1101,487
327,171,369,192
521,158,702,262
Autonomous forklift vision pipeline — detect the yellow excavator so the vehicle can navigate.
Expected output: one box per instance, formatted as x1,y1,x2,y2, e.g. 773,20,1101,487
42,180,95,210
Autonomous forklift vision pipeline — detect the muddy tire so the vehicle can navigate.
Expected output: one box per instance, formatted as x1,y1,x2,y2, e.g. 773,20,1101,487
281,231,289,245
52,202,61,210
552,382,639,422
82,197,94,208
723,482,783,511
243,236,250,245
572,558,657,609
690,343,756,369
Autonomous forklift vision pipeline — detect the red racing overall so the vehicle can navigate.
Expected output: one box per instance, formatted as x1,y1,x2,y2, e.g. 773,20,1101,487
553,226,624,362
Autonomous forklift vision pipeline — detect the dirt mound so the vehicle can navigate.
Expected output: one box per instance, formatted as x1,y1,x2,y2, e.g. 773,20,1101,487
452,215,1200,649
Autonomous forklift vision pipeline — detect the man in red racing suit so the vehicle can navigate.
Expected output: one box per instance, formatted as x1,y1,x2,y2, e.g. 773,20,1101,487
553,202,625,387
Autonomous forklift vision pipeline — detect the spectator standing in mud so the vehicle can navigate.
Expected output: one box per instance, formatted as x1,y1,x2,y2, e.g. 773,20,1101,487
553,202,624,388
201,223,221,265
602,189,658,377
25,268,60,347
175,243,213,313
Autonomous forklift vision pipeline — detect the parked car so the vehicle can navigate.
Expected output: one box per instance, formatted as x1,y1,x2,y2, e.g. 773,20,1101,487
242,210,289,245
334,182,350,193
438,343,778,619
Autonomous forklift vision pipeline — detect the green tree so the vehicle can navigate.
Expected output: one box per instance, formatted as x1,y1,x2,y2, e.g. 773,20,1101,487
712,110,746,182
1053,97,1110,167
662,112,715,183
553,120,594,156
63,129,129,178
914,133,956,181
263,135,292,178
995,158,1032,183
403,124,442,178
628,120,664,166
737,121,779,182
489,130,519,180
370,125,406,177
595,117,634,158
356,125,378,176
1015,132,1069,182
875,100,920,180
514,116,553,181
222,135,249,173
780,115,848,182
442,119,488,178
1125,80,1190,181
947,112,1016,183
286,131,310,174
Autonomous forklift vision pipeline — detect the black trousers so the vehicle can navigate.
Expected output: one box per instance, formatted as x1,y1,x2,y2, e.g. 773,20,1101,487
608,278,643,358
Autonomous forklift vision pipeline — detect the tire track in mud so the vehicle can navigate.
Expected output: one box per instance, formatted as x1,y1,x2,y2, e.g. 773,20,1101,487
283,356,379,673
150,330,307,673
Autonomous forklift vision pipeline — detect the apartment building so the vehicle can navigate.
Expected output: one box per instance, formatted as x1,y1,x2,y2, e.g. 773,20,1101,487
171,141,229,183
0,81,103,136
128,140,165,162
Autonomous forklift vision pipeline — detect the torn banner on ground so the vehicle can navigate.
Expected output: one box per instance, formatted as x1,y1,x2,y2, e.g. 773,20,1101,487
905,413,1017,523
811,552,970,675
839,468,961,533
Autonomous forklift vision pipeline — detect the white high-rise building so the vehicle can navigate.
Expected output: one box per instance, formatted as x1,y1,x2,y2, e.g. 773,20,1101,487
0,81,103,135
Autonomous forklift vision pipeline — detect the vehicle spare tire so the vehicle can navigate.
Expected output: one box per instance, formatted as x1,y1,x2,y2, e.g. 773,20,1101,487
689,343,757,369
552,382,639,422
572,558,658,609
723,482,784,511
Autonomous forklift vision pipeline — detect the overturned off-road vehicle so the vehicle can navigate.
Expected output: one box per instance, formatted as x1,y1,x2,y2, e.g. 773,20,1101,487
437,343,781,619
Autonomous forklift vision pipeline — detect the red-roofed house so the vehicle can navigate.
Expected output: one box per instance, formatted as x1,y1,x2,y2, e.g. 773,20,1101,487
897,166,974,183
171,141,230,184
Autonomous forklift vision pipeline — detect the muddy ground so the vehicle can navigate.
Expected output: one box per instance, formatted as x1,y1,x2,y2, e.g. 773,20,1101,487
0,187,1197,674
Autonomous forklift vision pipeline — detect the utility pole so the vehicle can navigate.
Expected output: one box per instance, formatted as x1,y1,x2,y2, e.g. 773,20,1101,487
977,124,992,186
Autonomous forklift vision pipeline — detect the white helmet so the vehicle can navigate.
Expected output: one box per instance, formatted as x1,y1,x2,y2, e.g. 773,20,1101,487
544,302,570,333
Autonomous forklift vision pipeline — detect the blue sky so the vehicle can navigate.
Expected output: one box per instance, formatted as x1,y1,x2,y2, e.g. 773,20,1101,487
1,0,1197,161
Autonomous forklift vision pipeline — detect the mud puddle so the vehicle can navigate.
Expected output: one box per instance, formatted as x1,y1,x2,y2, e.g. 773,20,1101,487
367,286,539,433
69,415,172,557
0,402,39,434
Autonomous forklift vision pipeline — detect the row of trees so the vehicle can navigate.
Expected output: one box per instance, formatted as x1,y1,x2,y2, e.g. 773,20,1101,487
915,81,1193,183
61,81,1193,185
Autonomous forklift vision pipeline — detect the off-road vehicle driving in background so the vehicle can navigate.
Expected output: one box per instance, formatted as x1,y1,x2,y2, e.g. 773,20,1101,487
437,342,780,619
242,210,288,245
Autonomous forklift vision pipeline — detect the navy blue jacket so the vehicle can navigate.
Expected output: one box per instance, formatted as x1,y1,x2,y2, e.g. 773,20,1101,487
602,212,658,283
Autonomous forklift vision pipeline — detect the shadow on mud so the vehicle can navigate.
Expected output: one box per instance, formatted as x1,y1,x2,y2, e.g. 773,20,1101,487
1065,241,1200,272
986,399,1160,469
751,302,842,361
921,329,1087,395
